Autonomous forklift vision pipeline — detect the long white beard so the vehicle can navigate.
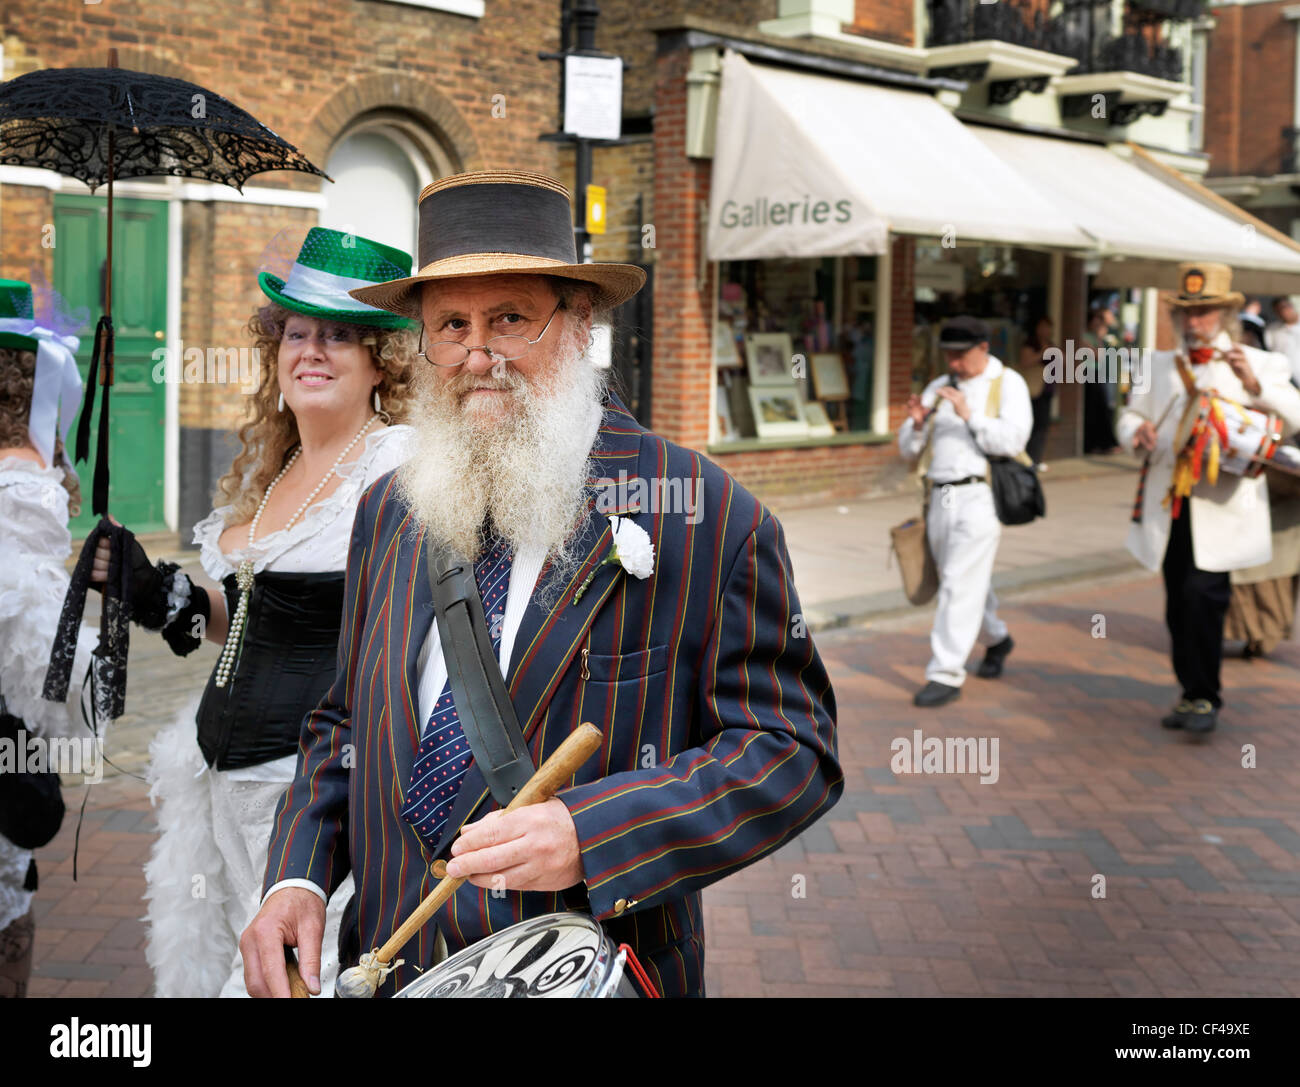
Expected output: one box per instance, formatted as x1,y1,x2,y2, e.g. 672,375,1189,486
397,332,606,600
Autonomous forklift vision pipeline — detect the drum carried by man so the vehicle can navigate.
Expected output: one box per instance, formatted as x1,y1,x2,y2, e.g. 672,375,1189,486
1118,262,1300,735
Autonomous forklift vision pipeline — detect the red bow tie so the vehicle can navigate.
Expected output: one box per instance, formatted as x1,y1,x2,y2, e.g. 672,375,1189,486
1188,346,1215,366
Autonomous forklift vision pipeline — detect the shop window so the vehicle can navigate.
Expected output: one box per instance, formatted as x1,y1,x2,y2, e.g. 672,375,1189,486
911,241,1051,391
713,256,878,446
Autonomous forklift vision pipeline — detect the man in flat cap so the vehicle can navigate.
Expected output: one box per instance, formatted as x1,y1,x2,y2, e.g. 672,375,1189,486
239,171,842,998
898,316,1033,707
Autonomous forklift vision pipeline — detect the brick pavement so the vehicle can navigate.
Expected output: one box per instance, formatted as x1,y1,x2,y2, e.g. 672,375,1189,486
26,567,1300,997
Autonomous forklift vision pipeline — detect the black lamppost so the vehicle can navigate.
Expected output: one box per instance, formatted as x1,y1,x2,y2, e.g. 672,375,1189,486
540,0,622,262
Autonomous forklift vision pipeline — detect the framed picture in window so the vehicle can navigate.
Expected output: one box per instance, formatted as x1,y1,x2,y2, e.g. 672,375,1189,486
810,352,849,400
803,401,835,437
744,332,795,387
714,321,742,369
748,385,810,440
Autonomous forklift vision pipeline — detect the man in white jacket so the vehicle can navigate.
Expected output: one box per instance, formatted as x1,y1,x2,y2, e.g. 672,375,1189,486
899,316,1033,707
1118,263,1300,735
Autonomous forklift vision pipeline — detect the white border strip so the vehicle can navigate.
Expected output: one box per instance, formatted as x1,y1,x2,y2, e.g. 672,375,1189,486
0,166,327,209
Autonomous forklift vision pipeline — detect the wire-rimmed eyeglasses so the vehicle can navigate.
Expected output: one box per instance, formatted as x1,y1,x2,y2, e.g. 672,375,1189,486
416,300,564,368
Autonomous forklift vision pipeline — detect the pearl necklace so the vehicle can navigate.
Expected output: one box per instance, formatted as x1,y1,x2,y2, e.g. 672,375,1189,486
215,413,380,689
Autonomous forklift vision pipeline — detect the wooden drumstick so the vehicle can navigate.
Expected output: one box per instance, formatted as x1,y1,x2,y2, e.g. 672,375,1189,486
333,722,603,999
284,947,313,999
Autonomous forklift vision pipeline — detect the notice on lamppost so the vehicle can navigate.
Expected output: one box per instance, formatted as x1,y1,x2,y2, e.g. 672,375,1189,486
564,54,622,140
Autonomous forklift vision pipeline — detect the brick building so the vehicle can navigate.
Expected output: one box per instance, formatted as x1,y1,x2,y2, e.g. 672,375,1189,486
0,0,562,539
5,0,1300,535
1201,2,1300,244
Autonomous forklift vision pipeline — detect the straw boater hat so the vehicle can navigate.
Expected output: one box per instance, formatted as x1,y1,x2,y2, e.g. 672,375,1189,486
1167,262,1245,309
258,227,417,329
349,171,647,319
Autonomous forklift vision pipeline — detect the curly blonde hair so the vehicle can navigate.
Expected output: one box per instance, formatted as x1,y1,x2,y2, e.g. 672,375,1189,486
0,345,82,516
216,304,417,525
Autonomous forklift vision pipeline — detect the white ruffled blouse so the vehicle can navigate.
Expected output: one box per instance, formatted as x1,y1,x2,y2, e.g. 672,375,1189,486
0,457,97,931
189,424,412,784
193,424,412,581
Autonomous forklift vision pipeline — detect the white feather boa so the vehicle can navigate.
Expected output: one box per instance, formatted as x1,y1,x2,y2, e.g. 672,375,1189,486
143,702,234,998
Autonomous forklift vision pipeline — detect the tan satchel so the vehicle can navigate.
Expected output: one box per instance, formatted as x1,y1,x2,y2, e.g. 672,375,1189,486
889,411,939,605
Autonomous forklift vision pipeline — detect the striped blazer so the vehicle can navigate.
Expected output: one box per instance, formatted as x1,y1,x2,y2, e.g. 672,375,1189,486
263,396,842,997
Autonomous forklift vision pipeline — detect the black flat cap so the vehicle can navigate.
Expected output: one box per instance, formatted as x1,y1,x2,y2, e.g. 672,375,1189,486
938,315,990,350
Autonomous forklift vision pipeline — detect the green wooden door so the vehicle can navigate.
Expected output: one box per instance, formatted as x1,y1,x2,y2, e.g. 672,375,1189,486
54,194,168,534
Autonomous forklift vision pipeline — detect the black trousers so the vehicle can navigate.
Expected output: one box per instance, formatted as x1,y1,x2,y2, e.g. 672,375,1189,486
1026,389,1053,464
1161,504,1230,707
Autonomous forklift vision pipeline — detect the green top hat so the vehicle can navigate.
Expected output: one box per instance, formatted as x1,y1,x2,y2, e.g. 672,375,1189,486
0,279,39,353
258,228,416,329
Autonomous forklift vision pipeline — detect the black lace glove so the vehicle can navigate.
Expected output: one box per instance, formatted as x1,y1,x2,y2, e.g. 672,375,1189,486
86,531,210,653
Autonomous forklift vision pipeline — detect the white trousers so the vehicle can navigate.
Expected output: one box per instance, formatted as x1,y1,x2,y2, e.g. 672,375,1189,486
925,481,1008,687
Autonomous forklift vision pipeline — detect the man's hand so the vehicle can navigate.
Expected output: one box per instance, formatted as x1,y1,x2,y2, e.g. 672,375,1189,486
936,384,971,421
906,393,926,428
1224,344,1262,397
240,887,325,998
446,798,584,892
1133,420,1158,453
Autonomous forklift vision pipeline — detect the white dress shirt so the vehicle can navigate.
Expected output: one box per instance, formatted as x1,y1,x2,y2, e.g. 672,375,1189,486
897,355,1033,479
413,542,547,730
1266,320,1300,385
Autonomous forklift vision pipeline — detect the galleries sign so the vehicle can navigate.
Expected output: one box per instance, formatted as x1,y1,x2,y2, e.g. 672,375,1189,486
706,50,889,260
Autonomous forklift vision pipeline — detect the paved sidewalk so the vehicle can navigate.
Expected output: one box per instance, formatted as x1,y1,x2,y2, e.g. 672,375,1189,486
779,453,1146,630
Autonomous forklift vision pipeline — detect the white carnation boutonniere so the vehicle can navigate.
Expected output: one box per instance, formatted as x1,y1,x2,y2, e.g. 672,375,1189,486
572,515,655,604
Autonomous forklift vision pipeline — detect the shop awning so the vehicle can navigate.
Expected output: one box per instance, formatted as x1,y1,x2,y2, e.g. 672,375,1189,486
706,51,1092,261
970,126,1300,293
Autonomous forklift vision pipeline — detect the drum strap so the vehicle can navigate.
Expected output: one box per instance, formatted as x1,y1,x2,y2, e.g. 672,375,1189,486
426,537,536,807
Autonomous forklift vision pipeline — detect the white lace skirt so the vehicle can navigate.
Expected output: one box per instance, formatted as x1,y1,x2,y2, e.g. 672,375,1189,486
144,705,351,997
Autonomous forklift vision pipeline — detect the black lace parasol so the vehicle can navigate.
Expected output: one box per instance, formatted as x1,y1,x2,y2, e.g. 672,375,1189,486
0,64,329,193
6,52,330,729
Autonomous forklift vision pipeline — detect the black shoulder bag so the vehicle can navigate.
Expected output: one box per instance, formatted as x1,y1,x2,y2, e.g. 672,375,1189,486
981,371,1046,526
0,681,66,852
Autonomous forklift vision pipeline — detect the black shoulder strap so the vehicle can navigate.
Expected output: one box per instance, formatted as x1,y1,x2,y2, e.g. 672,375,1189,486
425,537,535,805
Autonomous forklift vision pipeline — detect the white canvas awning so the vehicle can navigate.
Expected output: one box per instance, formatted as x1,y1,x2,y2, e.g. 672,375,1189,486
706,51,1092,261
970,125,1300,293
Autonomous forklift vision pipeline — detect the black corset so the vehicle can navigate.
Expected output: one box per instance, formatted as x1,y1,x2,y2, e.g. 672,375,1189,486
196,571,346,771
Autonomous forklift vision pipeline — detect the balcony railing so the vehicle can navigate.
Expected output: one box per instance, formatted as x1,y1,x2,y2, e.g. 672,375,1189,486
926,0,1191,83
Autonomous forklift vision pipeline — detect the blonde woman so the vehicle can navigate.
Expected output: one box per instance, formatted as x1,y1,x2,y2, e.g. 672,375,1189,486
89,229,418,995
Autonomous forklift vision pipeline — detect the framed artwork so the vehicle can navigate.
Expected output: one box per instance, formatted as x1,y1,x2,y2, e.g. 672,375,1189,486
714,321,742,369
810,352,849,400
744,332,795,387
748,386,810,440
803,401,835,437
849,281,875,315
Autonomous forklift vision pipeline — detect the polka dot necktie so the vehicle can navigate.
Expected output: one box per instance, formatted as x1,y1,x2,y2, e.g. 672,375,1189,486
400,538,512,854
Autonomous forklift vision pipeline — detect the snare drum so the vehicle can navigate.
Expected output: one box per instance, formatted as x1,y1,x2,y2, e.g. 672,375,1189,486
1176,392,1283,480
392,913,645,999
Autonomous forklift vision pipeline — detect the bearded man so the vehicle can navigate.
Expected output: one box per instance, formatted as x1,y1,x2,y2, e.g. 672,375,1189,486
1119,262,1300,735
239,172,842,998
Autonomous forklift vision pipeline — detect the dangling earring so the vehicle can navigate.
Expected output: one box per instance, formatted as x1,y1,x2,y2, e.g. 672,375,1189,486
277,391,285,413
373,388,381,413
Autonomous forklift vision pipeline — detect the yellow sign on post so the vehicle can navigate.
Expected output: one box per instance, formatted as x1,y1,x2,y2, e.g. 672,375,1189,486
585,184,607,235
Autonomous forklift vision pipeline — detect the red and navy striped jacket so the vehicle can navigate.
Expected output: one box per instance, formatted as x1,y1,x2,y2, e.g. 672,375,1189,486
263,397,842,997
